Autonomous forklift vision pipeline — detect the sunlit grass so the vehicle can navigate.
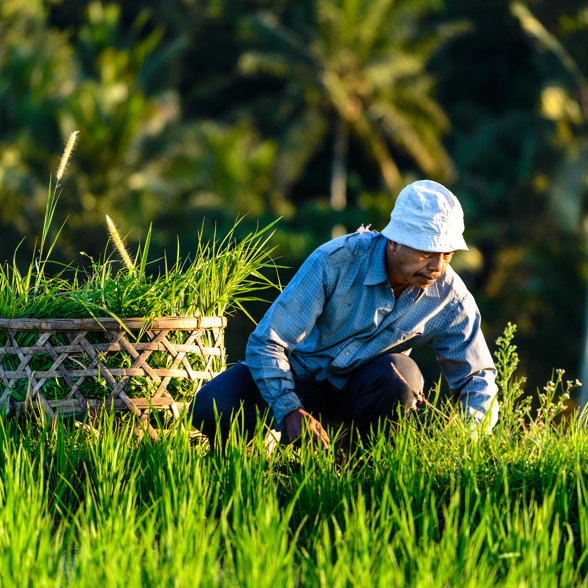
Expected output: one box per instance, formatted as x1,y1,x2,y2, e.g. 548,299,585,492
1,405,587,586
0,216,281,403
0,216,281,322
0,137,282,404
1,328,587,587
0,131,281,323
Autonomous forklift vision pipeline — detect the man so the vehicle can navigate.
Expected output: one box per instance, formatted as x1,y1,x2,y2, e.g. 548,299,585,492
191,180,499,448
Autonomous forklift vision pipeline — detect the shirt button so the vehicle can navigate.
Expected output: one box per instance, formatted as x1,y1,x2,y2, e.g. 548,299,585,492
386,303,391,309
345,351,350,356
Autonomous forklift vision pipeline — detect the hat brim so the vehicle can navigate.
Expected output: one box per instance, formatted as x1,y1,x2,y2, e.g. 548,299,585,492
381,224,468,252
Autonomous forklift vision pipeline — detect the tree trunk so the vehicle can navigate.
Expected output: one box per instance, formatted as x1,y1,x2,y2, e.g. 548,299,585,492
352,115,402,197
330,117,349,211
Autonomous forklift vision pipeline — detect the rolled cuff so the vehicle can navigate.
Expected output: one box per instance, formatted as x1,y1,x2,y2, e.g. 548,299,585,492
270,391,304,431
462,395,499,432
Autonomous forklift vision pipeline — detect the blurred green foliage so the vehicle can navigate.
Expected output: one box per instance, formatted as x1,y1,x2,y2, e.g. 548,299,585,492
1,0,587,395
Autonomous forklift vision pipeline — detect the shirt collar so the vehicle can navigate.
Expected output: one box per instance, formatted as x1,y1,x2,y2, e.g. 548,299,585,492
424,280,440,298
364,235,389,286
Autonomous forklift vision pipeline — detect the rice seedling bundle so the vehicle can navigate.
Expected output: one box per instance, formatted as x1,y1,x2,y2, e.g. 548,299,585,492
0,133,280,434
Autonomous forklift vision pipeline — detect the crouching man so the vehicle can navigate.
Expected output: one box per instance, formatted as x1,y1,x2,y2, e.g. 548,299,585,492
191,180,499,448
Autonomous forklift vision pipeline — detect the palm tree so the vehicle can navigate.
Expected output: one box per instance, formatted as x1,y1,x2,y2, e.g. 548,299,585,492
239,0,456,209
511,2,588,405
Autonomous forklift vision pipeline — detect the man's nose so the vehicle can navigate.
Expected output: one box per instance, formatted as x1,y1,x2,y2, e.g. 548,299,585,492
428,256,444,272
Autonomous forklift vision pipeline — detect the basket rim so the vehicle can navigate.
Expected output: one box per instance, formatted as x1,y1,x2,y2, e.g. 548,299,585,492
0,316,227,332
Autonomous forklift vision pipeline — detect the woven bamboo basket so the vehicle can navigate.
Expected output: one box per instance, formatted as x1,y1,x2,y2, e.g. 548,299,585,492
0,316,227,437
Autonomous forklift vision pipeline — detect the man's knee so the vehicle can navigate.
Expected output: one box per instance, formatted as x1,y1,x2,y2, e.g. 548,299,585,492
374,353,423,409
347,353,424,418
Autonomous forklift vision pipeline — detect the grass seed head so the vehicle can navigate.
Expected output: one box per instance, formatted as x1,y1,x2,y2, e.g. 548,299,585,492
56,131,79,181
106,215,134,272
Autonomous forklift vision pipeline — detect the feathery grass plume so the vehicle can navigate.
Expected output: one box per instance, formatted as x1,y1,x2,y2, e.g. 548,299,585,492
36,131,79,285
56,131,79,182
106,215,134,272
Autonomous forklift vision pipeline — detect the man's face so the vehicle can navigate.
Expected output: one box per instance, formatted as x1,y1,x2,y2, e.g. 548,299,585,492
386,241,454,290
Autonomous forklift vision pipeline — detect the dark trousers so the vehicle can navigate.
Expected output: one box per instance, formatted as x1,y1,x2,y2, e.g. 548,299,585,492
190,353,424,445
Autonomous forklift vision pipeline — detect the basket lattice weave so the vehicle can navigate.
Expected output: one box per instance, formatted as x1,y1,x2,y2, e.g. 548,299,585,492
0,316,226,435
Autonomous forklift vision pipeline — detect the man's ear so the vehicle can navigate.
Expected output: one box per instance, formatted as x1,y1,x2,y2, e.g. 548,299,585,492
387,240,399,253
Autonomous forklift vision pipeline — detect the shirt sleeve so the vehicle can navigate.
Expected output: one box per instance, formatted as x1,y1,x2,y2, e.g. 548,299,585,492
431,294,499,431
245,249,330,431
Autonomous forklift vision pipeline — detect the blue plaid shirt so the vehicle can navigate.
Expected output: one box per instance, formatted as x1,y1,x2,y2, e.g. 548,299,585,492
246,231,499,431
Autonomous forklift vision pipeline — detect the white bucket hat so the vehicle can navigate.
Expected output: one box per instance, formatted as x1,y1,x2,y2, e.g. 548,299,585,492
381,180,468,252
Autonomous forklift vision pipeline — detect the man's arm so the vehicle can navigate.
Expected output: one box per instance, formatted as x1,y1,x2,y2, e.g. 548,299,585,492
245,249,331,433
431,295,499,430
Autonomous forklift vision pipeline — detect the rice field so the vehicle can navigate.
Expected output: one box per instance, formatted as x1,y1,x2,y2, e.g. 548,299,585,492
2,346,588,588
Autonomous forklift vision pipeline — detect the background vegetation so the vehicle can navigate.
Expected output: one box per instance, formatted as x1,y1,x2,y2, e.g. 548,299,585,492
1,0,587,401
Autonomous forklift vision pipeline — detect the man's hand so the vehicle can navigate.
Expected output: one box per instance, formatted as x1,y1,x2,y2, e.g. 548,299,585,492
283,408,330,450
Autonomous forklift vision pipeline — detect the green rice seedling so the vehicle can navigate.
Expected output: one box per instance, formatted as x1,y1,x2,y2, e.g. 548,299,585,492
0,146,281,402
141,508,223,588
0,427,67,587
3,323,588,586
0,133,280,320
67,485,154,588
220,484,301,588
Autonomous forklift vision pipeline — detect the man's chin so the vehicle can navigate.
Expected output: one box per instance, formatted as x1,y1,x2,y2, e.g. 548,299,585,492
413,276,438,288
